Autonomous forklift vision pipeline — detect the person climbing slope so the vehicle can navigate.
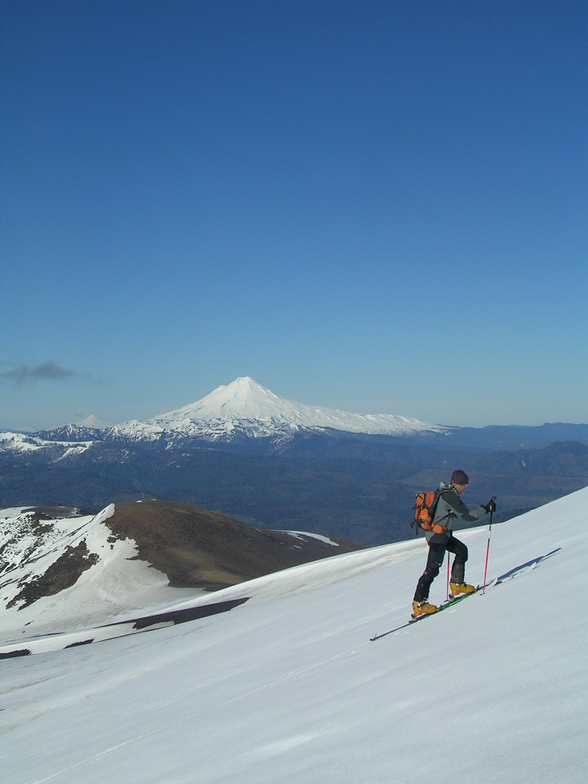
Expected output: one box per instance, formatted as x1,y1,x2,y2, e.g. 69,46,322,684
412,469,496,618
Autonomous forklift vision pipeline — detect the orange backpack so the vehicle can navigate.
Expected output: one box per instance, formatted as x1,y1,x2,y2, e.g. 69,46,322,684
411,489,449,535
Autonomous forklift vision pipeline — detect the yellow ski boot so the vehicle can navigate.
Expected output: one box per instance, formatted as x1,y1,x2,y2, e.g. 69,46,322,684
412,600,438,618
450,582,476,598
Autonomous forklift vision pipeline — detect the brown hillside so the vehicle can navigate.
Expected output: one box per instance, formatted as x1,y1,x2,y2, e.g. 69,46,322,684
106,500,362,591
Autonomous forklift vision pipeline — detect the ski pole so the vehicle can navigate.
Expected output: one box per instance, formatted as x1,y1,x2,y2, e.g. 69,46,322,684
482,499,496,594
446,555,450,601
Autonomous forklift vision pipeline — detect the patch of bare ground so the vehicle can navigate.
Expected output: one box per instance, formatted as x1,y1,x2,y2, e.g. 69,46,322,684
8,541,99,609
106,500,362,591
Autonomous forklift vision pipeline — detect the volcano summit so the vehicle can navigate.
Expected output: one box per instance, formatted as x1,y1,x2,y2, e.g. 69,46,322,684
107,377,449,444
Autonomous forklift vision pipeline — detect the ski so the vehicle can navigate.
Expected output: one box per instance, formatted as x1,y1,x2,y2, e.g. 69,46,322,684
370,586,481,641
370,556,544,642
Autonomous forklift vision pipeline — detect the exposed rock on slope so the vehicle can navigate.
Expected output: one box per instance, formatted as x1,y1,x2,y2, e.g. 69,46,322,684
0,501,362,639
106,500,362,590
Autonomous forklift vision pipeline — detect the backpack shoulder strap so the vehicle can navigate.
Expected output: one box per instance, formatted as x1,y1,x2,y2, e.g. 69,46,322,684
431,487,451,522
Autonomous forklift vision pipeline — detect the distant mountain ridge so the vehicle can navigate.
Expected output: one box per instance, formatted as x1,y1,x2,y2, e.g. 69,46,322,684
1,378,587,547
106,376,451,444
3,376,586,453
1,376,451,454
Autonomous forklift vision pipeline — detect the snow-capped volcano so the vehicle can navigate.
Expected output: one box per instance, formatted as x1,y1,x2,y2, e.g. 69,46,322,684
75,414,109,429
110,376,449,443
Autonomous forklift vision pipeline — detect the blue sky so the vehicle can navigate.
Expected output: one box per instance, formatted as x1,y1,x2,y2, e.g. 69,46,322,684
1,0,586,430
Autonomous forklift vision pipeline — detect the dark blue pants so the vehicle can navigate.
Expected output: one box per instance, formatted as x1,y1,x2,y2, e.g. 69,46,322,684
414,536,468,602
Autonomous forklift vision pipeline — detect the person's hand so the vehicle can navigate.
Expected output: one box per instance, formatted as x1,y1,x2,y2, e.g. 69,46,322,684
483,497,497,514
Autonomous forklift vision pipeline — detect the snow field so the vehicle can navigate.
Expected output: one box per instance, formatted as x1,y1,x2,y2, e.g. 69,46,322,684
1,487,587,783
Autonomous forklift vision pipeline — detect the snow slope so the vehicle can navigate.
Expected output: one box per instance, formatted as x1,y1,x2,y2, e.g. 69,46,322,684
109,376,450,441
1,487,587,783
0,505,199,639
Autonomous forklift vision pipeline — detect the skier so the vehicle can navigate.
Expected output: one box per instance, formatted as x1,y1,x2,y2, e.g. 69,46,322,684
412,469,496,618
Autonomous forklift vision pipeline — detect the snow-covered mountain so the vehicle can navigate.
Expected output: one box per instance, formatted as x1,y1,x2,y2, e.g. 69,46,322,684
0,500,358,640
0,377,448,463
108,376,450,443
3,377,588,456
2,487,587,782
0,430,95,454
75,414,110,429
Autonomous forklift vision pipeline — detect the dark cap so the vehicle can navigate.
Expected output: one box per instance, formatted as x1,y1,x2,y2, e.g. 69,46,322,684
451,469,469,485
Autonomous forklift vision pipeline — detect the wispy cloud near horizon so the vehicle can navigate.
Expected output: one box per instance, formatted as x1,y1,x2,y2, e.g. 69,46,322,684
1,360,82,385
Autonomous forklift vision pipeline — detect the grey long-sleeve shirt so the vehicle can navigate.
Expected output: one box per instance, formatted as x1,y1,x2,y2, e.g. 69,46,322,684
425,482,487,544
